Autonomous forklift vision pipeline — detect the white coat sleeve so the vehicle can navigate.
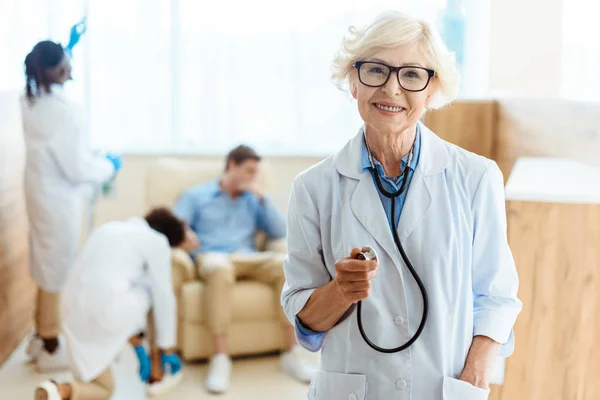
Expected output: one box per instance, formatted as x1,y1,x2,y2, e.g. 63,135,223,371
281,175,332,352
471,162,523,357
47,102,114,185
147,236,177,349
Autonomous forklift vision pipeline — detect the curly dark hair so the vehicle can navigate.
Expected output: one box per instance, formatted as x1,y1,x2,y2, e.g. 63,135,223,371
24,40,65,102
144,207,185,247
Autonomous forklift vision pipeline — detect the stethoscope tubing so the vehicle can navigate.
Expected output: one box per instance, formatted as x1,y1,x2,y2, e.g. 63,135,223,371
356,134,429,353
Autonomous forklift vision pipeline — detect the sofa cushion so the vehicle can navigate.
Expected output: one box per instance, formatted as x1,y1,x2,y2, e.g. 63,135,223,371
180,280,278,324
178,320,284,361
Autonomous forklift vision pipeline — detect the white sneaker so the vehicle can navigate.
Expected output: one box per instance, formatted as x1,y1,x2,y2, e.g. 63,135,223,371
205,354,232,394
147,371,184,397
26,336,44,360
34,380,61,400
35,346,69,373
280,346,315,384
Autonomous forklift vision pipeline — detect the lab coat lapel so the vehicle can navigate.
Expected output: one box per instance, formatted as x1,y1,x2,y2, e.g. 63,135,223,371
397,169,431,242
350,173,399,261
334,129,399,261
398,123,449,241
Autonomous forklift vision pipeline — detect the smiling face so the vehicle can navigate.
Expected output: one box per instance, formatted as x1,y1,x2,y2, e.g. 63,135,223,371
350,43,436,136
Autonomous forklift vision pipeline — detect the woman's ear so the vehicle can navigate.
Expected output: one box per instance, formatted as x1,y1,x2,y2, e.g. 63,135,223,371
349,70,359,99
424,79,439,109
351,82,358,99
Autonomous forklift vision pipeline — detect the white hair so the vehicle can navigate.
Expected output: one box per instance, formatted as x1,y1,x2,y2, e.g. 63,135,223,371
331,10,460,109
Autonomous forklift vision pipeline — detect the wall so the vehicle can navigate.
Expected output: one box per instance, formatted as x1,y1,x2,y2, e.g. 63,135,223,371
0,91,36,365
495,98,600,180
423,100,497,159
489,0,564,97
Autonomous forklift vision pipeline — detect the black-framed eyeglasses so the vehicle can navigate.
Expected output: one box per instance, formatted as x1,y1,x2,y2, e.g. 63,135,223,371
353,61,435,92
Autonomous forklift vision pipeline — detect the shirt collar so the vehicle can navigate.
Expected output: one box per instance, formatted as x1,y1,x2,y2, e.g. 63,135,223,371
208,179,222,198
209,179,251,199
360,124,422,174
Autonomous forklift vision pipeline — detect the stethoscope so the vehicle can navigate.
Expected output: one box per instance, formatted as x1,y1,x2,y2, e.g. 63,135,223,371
355,133,429,354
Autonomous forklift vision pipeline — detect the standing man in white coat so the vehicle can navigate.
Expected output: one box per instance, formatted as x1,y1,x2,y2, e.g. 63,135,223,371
21,40,122,372
282,11,522,400
34,207,188,400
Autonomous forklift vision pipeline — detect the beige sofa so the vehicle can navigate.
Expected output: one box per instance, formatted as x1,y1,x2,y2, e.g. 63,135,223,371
146,158,288,361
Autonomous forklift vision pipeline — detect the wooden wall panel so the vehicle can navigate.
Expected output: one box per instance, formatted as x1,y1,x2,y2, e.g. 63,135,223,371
423,100,497,159
489,201,600,400
0,91,36,365
489,385,502,400
496,99,600,181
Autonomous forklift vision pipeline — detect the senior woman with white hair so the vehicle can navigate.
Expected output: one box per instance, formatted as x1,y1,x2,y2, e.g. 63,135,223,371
281,11,522,400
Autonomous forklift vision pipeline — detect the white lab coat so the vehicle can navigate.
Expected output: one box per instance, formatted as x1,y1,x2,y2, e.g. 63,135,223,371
20,84,114,292
61,217,177,382
282,123,523,400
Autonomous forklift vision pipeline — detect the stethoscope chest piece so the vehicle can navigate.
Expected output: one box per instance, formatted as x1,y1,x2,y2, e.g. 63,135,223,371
357,246,378,261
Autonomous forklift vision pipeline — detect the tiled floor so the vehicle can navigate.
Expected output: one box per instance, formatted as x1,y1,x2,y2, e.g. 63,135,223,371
0,338,317,399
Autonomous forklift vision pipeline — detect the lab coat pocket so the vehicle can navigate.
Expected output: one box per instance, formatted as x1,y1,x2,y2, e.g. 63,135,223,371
442,377,490,400
308,370,366,400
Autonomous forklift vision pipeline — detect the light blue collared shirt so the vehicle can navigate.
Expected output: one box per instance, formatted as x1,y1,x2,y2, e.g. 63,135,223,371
295,126,422,348
174,180,286,254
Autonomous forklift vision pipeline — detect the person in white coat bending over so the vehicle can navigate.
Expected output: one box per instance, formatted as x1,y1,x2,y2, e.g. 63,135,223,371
20,40,123,372
281,11,523,400
34,207,192,400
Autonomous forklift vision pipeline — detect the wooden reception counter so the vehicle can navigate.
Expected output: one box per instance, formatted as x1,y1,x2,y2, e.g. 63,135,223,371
491,157,600,400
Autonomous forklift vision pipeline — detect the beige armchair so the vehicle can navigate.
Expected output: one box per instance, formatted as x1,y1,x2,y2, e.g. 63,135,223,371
146,158,288,361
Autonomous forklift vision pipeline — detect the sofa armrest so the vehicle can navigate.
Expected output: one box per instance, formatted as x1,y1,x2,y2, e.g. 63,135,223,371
171,248,198,294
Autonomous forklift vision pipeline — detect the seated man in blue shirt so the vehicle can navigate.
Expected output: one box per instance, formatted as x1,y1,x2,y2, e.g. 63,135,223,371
174,145,313,394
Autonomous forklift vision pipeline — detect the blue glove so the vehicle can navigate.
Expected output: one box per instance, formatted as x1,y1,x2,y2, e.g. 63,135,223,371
134,345,151,382
105,153,122,172
161,352,182,375
66,17,87,52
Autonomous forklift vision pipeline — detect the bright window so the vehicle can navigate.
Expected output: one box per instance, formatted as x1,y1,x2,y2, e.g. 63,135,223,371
2,0,490,155
561,0,600,101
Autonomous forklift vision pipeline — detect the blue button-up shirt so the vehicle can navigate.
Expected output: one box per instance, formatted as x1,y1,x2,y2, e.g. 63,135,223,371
295,126,422,349
174,180,286,254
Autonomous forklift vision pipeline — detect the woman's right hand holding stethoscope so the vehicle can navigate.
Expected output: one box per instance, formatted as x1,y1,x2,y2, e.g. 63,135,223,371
295,248,379,334
333,247,379,304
